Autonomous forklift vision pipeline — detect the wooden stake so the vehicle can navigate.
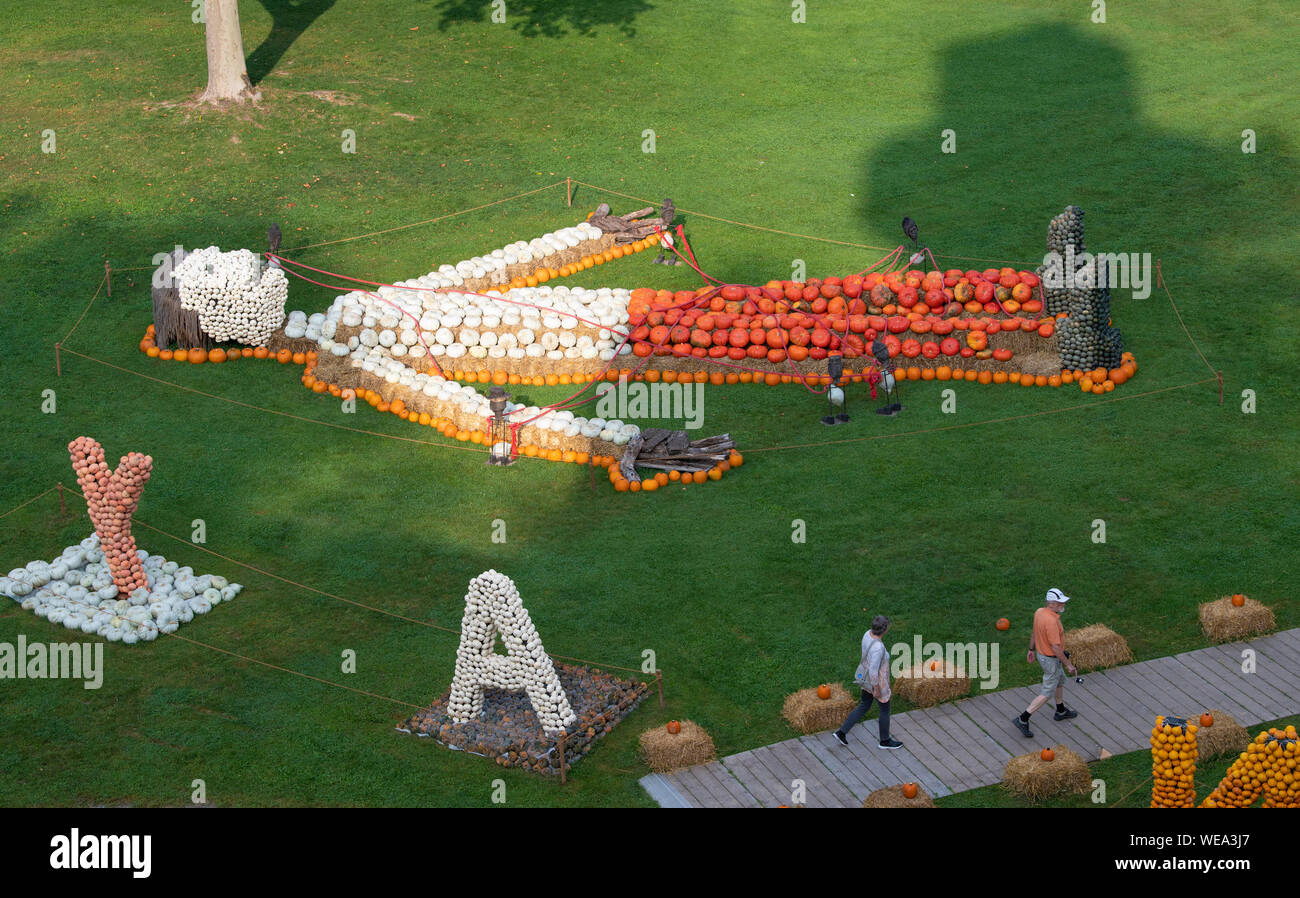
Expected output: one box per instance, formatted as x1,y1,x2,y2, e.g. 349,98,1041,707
57,482,66,517
55,342,62,377
655,669,665,709
557,731,568,785
105,261,112,298
565,177,572,208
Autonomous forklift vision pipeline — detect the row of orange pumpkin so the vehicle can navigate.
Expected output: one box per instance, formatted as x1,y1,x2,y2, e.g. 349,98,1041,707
503,232,660,289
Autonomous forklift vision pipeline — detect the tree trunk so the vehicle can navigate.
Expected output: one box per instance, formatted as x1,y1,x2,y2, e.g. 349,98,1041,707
199,0,259,103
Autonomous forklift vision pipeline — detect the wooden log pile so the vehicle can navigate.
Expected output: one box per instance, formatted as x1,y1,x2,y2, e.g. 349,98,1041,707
618,429,736,482
588,202,668,245
151,247,209,350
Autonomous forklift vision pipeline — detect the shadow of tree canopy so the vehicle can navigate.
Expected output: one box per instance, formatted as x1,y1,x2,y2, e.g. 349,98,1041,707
246,0,339,85
429,0,653,37
858,22,1293,289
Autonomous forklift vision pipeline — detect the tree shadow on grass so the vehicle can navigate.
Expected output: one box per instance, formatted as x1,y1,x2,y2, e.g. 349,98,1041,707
858,21,1295,305
428,0,654,38
246,0,339,86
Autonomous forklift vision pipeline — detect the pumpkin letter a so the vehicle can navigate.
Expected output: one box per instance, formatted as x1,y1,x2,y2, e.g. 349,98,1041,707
446,571,576,735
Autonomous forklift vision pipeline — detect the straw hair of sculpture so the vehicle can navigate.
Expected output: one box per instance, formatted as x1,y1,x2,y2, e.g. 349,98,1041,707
892,661,970,707
861,784,936,808
1002,744,1091,800
639,720,716,773
1194,710,1251,759
1198,596,1275,643
783,684,857,734
1063,624,1133,670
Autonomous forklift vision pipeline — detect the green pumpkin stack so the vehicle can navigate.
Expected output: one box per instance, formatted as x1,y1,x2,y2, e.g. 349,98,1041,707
1038,205,1123,371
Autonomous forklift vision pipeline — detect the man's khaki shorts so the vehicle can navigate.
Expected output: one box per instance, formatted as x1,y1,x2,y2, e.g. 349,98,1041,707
1038,654,1067,696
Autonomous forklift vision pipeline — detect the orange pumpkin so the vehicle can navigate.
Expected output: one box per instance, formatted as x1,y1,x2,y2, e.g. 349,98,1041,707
667,720,681,735
1041,748,1055,762
902,782,919,799
1200,713,1214,728
995,618,1010,631
1231,594,1246,607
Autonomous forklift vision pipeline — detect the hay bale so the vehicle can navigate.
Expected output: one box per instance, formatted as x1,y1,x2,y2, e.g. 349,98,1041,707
1195,710,1251,760
892,661,970,707
1002,744,1091,800
782,684,857,734
1199,596,1275,643
1063,624,1132,670
861,784,936,808
639,720,716,773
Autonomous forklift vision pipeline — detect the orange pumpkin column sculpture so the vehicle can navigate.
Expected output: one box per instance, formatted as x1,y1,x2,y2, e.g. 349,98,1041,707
68,436,153,596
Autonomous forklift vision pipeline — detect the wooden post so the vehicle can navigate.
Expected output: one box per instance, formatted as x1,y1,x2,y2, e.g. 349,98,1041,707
1216,371,1224,406
565,177,572,208
655,669,664,709
557,731,568,785
105,261,112,298
57,482,66,517
54,342,62,377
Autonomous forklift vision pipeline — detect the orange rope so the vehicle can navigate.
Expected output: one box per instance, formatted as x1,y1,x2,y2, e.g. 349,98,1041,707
745,378,1220,454
567,178,1041,267
163,631,427,710
282,180,569,253
56,348,493,456
129,518,458,633
0,486,60,521
60,272,107,345
1157,259,1222,403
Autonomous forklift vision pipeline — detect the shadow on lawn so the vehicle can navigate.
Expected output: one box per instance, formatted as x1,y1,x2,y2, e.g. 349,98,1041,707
857,22,1294,299
247,0,339,85
428,0,654,37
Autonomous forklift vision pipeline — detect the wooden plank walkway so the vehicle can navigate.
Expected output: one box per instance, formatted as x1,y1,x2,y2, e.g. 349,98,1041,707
644,628,1300,807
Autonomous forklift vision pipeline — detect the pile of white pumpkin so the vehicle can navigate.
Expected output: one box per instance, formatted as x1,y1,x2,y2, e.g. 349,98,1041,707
315,284,632,366
425,221,604,286
0,535,242,645
174,246,288,346
447,570,576,735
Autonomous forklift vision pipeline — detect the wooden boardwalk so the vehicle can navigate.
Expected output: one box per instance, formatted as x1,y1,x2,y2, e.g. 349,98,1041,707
639,629,1300,807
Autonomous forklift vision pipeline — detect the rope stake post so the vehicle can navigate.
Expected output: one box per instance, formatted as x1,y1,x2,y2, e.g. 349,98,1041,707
655,669,664,709
565,177,572,208
557,730,568,784
54,342,61,377
105,261,112,298
57,482,65,517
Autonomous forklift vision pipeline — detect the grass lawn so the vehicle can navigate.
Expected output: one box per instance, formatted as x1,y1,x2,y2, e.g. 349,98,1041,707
0,1,1296,806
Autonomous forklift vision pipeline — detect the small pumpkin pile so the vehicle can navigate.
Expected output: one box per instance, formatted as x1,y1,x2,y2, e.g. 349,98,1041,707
1150,715,1199,808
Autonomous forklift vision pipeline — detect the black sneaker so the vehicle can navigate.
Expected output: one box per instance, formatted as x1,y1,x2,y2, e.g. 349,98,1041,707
1054,706,1078,721
878,738,903,750
1013,716,1034,738
832,731,849,747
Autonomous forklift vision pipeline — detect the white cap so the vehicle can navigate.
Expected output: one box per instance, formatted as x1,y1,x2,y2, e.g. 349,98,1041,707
1046,588,1070,605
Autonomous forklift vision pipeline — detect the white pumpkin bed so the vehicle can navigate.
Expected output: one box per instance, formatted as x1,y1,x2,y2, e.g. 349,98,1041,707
0,535,242,644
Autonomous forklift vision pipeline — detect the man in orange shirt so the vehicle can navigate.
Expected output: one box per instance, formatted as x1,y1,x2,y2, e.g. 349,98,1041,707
1013,588,1079,737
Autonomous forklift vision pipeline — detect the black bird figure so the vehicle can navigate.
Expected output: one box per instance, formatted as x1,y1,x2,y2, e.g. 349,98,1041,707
901,216,918,246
